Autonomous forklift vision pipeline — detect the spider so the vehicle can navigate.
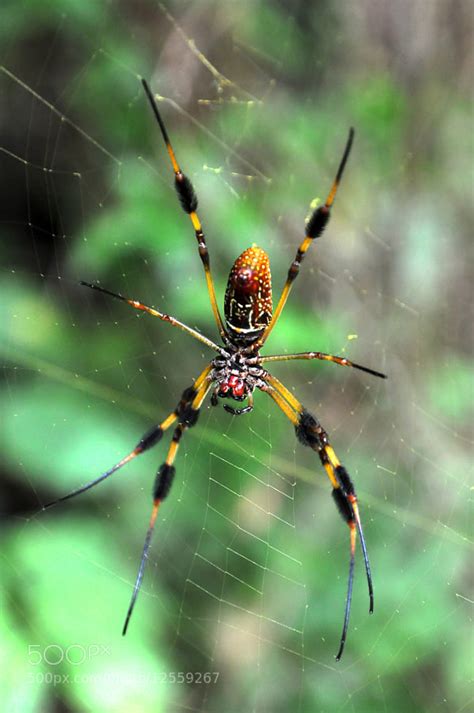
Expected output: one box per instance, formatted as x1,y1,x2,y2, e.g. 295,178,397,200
44,79,386,661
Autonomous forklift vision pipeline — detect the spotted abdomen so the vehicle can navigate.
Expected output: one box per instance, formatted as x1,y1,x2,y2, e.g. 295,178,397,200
224,246,273,344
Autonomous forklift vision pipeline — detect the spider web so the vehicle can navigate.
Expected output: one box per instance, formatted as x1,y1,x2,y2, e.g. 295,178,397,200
1,3,472,713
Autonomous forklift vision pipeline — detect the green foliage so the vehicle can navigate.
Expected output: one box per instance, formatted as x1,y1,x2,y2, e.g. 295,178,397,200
1,1,471,712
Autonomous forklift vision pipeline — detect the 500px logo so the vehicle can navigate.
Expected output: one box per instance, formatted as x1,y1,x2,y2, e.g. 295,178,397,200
28,644,111,666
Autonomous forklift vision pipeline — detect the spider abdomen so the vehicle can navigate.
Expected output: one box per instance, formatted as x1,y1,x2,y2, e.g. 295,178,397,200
224,245,273,344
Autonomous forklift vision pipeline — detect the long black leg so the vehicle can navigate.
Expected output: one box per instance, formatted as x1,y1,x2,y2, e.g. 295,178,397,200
141,79,227,342
122,377,212,635
260,372,373,661
42,419,173,511
254,128,354,350
42,366,213,510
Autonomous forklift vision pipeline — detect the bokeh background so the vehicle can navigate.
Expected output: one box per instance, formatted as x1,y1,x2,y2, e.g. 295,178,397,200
1,1,472,712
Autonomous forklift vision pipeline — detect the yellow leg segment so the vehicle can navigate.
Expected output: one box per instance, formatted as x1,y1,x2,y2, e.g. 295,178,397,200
253,351,386,379
254,128,354,351
260,371,373,660
122,375,213,636
142,79,226,340
81,281,222,353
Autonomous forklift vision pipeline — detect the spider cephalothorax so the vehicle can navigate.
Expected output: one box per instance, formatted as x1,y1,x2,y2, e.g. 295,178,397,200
211,349,263,402
210,351,266,416
45,78,386,661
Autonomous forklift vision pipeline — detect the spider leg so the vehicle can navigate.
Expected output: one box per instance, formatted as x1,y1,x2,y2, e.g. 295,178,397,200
80,281,224,355
223,392,254,416
42,365,213,510
253,128,354,350
122,375,213,635
141,79,227,342
253,352,386,379
260,371,373,661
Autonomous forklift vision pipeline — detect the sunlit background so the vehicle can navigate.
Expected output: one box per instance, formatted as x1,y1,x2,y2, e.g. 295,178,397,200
1,1,472,711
